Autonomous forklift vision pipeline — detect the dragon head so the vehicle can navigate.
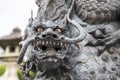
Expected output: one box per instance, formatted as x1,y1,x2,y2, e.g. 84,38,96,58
17,17,86,72
26,20,70,70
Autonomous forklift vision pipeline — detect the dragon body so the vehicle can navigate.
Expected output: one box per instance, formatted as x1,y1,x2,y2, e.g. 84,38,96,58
17,0,120,80
75,0,120,24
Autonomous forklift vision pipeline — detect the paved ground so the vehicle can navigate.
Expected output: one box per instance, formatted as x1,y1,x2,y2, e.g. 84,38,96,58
0,62,19,80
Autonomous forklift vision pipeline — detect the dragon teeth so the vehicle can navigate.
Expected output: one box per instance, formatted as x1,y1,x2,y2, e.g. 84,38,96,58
53,42,56,45
36,41,39,46
64,43,67,47
57,42,60,45
38,41,41,45
60,42,63,47
46,41,48,45
42,41,45,45
48,58,52,61
48,58,57,62
35,40,66,47
54,59,57,62
49,41,52,45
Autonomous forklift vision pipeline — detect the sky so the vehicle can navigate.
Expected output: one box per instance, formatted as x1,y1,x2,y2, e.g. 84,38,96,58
0,0,38,37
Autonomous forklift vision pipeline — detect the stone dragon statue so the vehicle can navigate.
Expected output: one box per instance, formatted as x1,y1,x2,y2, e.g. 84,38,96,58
17,0,120,80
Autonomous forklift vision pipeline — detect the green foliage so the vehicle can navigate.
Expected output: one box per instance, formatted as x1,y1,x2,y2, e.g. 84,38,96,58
29,70,35,78
0,64,6,76
16,69,23,80
16,69,35,79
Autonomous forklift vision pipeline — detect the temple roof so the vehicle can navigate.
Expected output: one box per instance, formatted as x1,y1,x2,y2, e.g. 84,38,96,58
0,27,22,50
0,27,22,41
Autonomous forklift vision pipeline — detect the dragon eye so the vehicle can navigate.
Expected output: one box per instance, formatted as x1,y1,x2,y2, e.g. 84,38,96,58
55,28,62,34
37,27,43,32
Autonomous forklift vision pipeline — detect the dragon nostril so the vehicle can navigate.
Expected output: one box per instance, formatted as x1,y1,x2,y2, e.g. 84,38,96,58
52,34,58,38
42,34,47,38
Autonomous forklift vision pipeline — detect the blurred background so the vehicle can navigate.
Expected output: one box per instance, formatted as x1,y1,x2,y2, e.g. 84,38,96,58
0,0,37,37
0,0,37,80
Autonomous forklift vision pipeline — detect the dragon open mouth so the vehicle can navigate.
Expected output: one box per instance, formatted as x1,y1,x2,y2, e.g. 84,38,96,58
32,38,68,64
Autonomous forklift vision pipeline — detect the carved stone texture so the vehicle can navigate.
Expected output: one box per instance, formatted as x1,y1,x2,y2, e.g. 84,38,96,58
18,0,120,80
